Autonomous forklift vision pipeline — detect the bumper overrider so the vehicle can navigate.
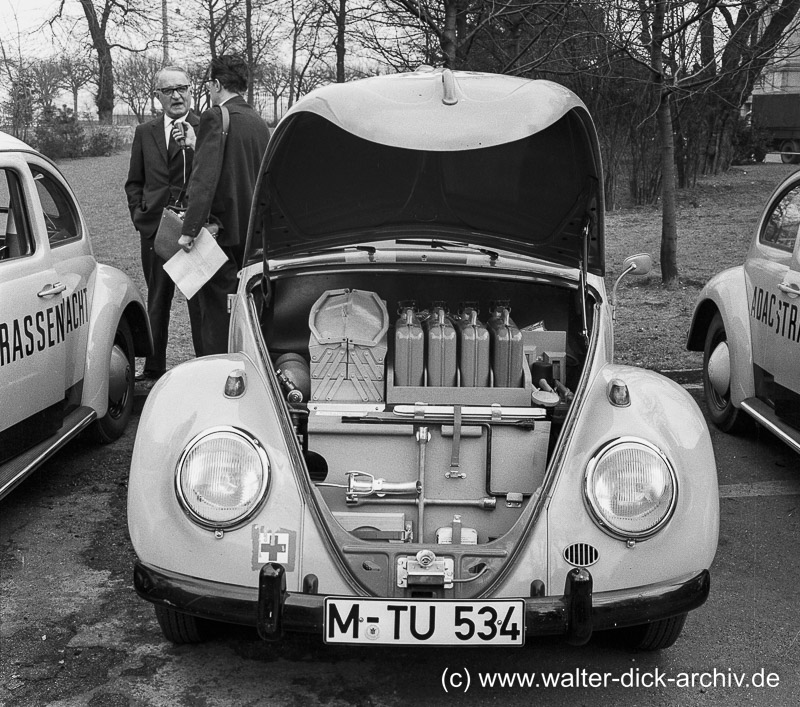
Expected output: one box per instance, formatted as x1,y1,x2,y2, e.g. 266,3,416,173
134,561,710,645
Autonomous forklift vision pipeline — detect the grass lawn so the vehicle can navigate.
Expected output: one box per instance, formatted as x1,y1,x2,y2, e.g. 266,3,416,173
55,150,799,373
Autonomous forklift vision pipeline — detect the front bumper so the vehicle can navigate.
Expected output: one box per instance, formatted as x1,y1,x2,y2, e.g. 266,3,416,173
134,561,710,645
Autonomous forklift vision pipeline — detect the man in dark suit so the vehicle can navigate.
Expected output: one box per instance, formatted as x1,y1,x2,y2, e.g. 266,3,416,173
178,54,270,356
125,66,202,379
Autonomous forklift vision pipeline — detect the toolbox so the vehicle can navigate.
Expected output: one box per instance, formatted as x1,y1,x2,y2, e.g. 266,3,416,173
308,289,389,402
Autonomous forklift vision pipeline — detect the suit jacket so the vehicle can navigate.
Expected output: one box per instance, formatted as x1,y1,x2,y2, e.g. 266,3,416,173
124,111,201,240
181,95,270,259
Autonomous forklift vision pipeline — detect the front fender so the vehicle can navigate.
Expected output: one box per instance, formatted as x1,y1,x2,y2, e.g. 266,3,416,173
544,364,719,592
82,264,150,416
686,266,754,405
127,353,312,588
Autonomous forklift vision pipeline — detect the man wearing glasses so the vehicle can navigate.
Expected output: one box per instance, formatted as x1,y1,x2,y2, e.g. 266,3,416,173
125,66,202,381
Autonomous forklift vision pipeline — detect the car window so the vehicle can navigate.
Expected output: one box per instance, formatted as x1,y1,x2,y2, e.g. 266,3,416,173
761,184,800,252
29,166,81,246
0,168,34,262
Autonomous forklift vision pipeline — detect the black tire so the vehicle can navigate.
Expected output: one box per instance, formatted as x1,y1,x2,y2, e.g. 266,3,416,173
780,140,800,164
613,613,688,652
88,318,134,443
702,312,747,434
154,605,207,644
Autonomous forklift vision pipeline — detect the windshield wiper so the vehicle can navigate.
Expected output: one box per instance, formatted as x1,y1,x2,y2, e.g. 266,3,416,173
396,238,499,263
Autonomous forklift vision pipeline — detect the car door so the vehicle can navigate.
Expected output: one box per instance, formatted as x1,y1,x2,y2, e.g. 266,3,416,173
0,156,67,464
744,179,800,428
26,157,95,406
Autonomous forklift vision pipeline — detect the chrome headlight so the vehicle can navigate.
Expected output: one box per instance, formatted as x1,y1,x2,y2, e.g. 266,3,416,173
584,437,677,539
176,426,270,529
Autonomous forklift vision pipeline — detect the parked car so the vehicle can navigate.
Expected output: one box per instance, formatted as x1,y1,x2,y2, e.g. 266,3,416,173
128,68,718,651
688,169,800,453
0,132,151,499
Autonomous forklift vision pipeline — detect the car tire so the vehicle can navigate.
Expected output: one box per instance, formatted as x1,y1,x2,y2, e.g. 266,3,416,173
702,313,747,433
780,140,800,164
613,613,688,652
154,605,207,644
88,318,134,444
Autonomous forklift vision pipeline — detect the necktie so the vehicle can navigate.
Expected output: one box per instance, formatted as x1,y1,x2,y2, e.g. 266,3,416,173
167,120,177,152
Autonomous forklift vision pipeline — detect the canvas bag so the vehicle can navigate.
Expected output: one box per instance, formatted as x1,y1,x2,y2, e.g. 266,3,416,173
153,104,230,261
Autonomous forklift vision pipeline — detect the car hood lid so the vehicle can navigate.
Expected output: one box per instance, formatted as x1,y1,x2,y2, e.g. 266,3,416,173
254,69,604,274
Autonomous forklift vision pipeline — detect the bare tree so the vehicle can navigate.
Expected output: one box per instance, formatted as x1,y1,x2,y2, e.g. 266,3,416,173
256,60,292,121
286,0,333,106
27,58,65,112
58,52,96,118
116,53,162,122
47,1,156,124
0,42,34,141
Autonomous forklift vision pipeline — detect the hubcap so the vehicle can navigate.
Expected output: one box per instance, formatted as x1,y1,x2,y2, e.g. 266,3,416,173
707,341,731,398
108,344,131,412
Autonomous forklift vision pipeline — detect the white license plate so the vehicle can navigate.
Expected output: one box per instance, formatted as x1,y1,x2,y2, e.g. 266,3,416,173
324,598,525,645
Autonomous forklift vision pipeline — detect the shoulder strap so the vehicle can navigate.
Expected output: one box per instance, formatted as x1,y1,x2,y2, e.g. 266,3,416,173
219,104,230,148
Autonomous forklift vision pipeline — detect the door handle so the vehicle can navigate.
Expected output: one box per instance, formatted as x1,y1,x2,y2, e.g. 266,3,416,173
37,282,67,298
778,281,800,297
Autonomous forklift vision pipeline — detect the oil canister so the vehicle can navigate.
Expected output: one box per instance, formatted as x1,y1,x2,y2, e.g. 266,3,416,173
452,305,490,387
423,304,457,387
394,305,425,387
488,303,524,387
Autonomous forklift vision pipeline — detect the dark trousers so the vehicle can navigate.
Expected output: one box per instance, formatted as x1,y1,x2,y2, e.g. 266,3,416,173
141,236,203,371
190,245,240,356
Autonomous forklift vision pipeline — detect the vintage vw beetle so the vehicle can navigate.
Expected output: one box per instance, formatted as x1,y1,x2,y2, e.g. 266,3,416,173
688,169,800,453
128,69,718,651
1,132,150,499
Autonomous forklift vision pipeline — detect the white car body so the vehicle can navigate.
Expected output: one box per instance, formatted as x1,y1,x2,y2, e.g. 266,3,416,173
129,69,718,652
688,169,800,452
0,132,151,498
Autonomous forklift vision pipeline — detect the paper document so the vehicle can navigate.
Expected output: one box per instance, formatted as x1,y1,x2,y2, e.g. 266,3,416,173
163,227,228,299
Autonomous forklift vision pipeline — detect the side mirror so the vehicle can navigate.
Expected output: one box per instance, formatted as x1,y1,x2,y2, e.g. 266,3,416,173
611,253,653,312
622,253,653,276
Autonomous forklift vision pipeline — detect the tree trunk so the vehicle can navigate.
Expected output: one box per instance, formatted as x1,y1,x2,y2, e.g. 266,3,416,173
79,0,114,124
162,0,169,64
335,0,346,82
651,0,678,287
246,0,254,103
658,92,679,287
441,0,457,68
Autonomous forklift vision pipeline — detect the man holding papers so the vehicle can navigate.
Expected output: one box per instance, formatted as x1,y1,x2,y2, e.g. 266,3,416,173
178,54,270,355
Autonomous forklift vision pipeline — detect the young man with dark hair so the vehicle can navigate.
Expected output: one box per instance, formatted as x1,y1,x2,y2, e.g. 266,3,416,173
178,54,270,356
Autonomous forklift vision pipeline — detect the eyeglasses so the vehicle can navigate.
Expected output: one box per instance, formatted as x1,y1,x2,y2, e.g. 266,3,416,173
157,85,190,96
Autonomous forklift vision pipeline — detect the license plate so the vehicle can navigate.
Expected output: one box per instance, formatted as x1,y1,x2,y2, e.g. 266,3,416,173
324,598,525,645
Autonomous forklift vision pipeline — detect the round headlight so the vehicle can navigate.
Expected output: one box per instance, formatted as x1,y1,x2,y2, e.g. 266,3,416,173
176,426,270,529
584,437,677,539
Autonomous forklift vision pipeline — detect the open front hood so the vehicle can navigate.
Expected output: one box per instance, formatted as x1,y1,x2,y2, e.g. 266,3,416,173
254,69,604,274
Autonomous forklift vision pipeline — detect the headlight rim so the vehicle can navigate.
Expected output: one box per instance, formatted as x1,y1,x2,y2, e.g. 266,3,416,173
583,436,678,541
175,425,270,531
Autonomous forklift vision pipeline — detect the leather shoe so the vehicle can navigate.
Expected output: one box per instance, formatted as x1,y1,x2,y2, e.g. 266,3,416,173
135,370,165,382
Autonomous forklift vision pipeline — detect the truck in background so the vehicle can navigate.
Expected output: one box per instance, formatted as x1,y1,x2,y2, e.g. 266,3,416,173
751,93,800,164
